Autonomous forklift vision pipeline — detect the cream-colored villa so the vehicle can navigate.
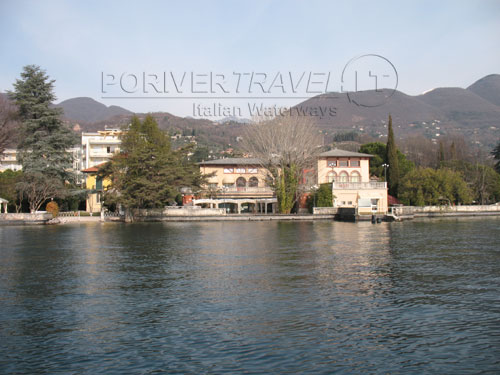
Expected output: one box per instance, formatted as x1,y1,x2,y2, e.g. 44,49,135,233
195,149,388,214
317,149,388,214
196,158,277,213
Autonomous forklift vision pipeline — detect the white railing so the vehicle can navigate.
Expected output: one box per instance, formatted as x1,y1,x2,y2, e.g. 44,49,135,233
222,187,273,193
332,182,387,189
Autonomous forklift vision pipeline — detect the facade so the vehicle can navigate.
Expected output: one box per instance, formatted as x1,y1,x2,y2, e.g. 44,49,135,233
81,129,123,170
196,149,388,215
82,163,112,213
196,158,277,213
1,147,82,182
0,149,22,172
317,149,388,214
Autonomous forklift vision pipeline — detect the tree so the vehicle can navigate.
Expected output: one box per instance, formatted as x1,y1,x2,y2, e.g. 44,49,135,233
360,142,414,180
0,169,23,212
493,140,500,173
399,167,473,206
9,65,76,180
242,114,322,214
442,160,500,204
8,65,77,212
0,94,18,154
386,115,400,196
16,172,64,213
102,115,205,219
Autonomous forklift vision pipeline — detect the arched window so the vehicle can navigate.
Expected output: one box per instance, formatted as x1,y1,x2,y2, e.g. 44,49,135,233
327,171,336,183
249,176,259,187
339,171,348,182
350,171,360,182
236,177,247,188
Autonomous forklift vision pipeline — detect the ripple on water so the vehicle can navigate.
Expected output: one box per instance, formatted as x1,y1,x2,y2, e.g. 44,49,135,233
0,218,499,374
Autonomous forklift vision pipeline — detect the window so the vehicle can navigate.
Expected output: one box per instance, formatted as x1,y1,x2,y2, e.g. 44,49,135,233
107,146,111,153
351,171,360,182
223,168,234,173
249,177,259,187
248,168,258,173
350,160,360,167
348,201,352,205
223,183,234,188
339,160,348,167
236,177,247,187
339,171,348,182
327,171,336,183
208,183,218,189
96,177,103,190
328,160,337,167
236,168,246,173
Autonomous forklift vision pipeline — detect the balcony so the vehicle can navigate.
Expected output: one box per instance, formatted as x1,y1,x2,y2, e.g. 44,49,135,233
204,186,274,198
332,182,387,190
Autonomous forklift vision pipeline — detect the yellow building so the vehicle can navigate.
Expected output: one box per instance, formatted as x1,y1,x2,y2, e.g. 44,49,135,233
82,163,112,213
196,158,277,213
317,149,388,214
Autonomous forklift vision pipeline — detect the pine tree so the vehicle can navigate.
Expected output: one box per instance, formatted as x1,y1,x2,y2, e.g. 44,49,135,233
9,65,76,180
8,66,77,212
386,115,400,196
103,115,205,218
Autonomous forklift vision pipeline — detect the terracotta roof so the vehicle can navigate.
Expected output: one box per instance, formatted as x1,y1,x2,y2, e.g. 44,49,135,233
388,195,401,206
198,158,261,165
319,149,373,158
82,162,108,173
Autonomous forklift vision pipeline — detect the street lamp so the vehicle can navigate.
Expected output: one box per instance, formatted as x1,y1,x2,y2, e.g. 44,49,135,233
382,163,389,182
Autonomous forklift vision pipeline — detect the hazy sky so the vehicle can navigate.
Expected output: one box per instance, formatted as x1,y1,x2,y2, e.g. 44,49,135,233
1,0,499,118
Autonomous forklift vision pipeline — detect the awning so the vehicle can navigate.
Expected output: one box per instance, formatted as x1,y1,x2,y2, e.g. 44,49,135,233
358,198,372,207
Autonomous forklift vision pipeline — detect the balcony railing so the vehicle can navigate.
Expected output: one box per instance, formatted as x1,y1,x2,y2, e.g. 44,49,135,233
332,182,387,189
204,186,274,196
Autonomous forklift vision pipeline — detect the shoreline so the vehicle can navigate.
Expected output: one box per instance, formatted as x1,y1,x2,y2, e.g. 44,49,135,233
2,208,500,226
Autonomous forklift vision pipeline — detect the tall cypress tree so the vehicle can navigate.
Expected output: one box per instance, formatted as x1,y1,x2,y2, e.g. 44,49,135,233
9,65,76,181
386,115,400,196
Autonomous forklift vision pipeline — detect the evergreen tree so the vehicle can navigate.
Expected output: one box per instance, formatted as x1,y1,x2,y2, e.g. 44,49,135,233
438,141,445,163
492,140,500,173
102,115,205,219
450,142,456,160
9,65,76,180
386,115,400,196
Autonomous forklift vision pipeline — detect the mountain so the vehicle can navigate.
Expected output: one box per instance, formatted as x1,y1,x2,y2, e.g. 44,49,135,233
290,75,500,148
467,74,500,107
417,87,500,128
44,74,500,150
55,97,132,123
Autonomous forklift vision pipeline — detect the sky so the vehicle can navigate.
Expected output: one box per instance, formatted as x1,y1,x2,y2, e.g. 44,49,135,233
1,0,500,119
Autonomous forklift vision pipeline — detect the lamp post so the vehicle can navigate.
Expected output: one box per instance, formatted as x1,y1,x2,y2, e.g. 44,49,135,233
382,163,389,183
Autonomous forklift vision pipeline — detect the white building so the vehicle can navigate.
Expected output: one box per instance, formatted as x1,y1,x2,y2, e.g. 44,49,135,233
0,149,22,172
81,128,123,170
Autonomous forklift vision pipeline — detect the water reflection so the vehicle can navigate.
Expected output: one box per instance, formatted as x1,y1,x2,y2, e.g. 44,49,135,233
0,218,499,374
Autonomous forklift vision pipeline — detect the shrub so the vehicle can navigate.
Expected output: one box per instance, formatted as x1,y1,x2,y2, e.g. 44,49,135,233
46,201,59,218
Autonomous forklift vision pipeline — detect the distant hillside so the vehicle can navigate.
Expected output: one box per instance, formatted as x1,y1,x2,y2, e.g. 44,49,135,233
55,97,132,123
290,75,500,149
467,74,500,107
49,74,500,151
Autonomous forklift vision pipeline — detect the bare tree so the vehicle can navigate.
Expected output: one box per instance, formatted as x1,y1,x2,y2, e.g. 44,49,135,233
0,94,18,154
242,113,322,213
16,172,64,213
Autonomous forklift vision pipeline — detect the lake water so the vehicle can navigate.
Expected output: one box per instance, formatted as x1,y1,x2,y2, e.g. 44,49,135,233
1,218,499,374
